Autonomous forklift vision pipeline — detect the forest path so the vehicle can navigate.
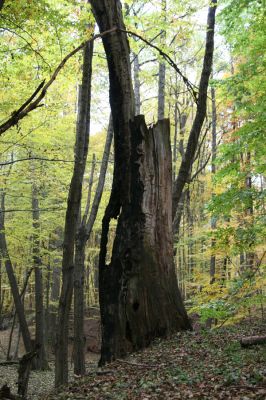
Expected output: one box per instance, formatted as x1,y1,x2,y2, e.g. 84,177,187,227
43,317,265,400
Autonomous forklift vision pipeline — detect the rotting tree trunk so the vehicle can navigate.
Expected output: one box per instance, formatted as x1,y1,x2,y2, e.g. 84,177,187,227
99,117,191,364
55,39,93,387
172,0,217,223
0,192,32,355
90,0,191,366
31,184,48,370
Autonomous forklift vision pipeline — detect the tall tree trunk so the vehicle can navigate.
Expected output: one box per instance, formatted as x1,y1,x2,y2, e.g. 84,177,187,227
133,53,141,115
172,0,217,223
90,0,191,366
0,192,32,355
55,39,93,387
210,86,217,283
186,190,194,281
0,257,2,329
73,155,96,377
245,151,255,271
158,0,166,120
31,184,48,370
74,118,113,375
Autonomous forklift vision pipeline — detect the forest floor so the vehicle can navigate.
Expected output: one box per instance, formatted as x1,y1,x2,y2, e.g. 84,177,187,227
42,317,266,400
1,317,265,399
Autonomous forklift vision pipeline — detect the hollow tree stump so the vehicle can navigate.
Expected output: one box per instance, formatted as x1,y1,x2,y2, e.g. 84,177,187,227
99,117,191,364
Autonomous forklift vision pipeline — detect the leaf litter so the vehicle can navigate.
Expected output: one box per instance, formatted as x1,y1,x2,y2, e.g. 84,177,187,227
43,317,265,400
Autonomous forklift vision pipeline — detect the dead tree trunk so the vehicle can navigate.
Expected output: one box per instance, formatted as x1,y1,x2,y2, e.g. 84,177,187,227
99,117,191,364
90,0,191,366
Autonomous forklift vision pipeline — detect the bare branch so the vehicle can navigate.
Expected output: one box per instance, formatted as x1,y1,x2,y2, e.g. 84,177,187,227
0,27,117,136
118,28,198,102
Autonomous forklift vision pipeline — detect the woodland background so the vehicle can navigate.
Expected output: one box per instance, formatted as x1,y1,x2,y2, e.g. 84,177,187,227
0,0,265,397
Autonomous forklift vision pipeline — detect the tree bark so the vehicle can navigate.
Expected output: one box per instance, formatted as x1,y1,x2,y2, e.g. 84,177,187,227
73,156,96,376
240,335,266,348
55,39,93,387
172,0,217,222
17,348,38,399
31,185,48,370
210,86,217,283
158,0,166,120
91,0,191,366
0,192,32,355
133,53,141,115
73,118,113,375
100,117,191,364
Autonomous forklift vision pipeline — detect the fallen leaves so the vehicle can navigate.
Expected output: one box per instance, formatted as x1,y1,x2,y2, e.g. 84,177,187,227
43,318,266,399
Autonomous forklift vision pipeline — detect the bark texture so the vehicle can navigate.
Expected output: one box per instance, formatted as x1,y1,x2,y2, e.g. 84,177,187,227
157,0,166,120
74,117,113,375
55,39,93,386
0,192,32,355
90,0,190,366
210,86,217,283
99,117,191,364
32,185,48,370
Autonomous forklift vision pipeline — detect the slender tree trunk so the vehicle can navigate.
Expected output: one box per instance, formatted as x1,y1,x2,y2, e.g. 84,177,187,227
172,1,217,223
133,53,141,115
173,100,179,181
73,236,86,376
73,155,96,376
48,231,61,347
74,118,113,375
90,0,191,366
31,184,48,370
0,257,2,329
0,0,5,12
210,86,217,283
245,152,255,271
0,192,32,355
186,190,194,281
55,39,93,387
6,268,33,360
158,0,166,120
